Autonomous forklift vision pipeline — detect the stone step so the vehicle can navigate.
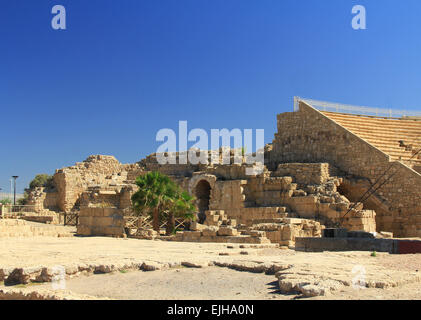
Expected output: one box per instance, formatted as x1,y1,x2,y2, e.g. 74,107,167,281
251,218,286,224
0,219,74,238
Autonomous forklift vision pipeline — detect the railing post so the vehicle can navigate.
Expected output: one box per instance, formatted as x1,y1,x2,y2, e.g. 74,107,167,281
293,96,298,112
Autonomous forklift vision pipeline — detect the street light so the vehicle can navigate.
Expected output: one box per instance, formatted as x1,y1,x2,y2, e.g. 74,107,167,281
12,176,18,205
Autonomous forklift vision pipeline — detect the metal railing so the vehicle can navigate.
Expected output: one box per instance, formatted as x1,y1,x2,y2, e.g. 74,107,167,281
294,97,421,119
0,205,36,217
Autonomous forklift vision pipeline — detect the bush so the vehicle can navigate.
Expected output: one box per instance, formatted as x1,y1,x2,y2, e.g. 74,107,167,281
0,198,12,205
29,174,55,190
131,171,197,235
17,195,29,205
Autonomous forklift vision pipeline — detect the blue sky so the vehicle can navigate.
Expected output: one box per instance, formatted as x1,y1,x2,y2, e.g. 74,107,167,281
1,0,421,193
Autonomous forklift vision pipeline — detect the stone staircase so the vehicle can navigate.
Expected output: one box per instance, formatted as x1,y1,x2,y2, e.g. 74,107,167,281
174,210,272,244
0,219,75,238
234,176,297,225
235,166,376,236
203,210,237,228
248,217,323,247
322,111,421,166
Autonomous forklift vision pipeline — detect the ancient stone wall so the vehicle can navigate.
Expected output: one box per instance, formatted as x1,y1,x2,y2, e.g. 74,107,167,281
27,187,59,213
210,180,246,211
270,101,421,237
54,155,134,212
274,163,338,185
0,219,73,238
77,207,125,237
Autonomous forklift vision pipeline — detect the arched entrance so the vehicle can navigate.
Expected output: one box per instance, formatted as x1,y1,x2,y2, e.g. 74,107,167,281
194,180,211,223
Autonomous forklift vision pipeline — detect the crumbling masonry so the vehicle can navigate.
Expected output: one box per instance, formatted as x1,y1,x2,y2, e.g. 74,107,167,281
27,99,421,239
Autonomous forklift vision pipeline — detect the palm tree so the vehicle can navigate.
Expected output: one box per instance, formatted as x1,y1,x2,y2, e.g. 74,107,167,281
131,171,177,232
166,190,197,235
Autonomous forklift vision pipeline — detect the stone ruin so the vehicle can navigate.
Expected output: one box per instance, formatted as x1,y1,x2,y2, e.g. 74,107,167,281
26,152,375,246
25,98,421,241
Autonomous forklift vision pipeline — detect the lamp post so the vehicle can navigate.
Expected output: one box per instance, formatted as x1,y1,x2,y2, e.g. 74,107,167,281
0,188,2,218
12,176,18,205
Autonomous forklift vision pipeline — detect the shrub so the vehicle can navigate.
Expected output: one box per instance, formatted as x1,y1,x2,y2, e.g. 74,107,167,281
131,171,197,235
29,174,55,190
17,193,30,205
0,198,12,205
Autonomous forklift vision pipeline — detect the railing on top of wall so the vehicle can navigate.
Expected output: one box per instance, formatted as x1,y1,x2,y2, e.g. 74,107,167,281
294,97,421,119
0,205,37,218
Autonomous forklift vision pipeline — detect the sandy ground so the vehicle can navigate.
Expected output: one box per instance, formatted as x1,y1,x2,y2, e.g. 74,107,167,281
2,236,421,299
0,236,280,269
35,267,283,300
29,265,421,300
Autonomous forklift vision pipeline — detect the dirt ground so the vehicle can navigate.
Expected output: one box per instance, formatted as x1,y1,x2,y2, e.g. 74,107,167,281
31,266,421,300
1,236,421,300
35,267,283,300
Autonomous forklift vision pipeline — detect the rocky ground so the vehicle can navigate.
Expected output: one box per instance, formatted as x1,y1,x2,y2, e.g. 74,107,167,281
1,236,421,300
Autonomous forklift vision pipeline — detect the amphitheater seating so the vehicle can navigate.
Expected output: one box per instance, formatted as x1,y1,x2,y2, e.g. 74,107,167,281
321,111,421,167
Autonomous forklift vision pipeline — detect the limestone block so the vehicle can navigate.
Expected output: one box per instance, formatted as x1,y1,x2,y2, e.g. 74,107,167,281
190,221,207,231
76,225,91,236
215,236,228,243
266,231,281,242
182,231,202,241
281,225,293,241
136,229,158,240
282,218,303,224
202,227,218,237
249,230,266,237
199,236,218,242
217,226,238,236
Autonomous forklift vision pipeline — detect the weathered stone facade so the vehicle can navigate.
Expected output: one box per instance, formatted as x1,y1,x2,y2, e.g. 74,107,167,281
30,98,421,239
77,207,125,237
53,155,141,213
34,154,376,243
270,101,421,237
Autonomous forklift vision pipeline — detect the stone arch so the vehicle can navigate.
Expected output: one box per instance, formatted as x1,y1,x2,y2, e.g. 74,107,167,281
189,174,217,223
195,180,211,215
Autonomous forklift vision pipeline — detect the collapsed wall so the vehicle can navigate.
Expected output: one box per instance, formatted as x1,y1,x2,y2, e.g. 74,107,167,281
53,155,140,212
27,187,59,213
270,101,421,237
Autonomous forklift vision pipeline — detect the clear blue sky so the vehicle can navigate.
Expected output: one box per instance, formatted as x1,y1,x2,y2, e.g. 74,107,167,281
1,0,421,193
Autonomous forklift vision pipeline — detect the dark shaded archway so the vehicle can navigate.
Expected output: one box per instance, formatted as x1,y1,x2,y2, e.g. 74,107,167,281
194,180,211,223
